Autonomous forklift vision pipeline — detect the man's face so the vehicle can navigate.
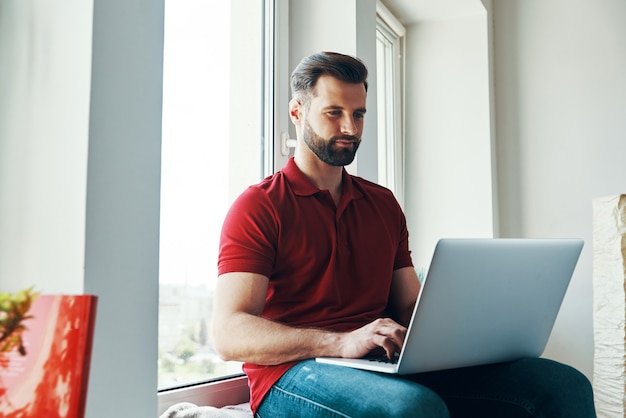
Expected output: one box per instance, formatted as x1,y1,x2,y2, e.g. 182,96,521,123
300,75,367,166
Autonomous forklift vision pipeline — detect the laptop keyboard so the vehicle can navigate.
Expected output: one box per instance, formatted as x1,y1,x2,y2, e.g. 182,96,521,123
367,352,400,364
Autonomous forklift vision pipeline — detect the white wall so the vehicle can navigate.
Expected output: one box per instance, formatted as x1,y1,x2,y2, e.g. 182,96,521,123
0,0,92,293
0,1,164,417
403,7,494,271
491,0,626,379
402,0,626,380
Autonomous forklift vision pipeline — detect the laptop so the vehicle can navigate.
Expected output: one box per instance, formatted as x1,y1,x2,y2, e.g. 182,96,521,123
316,238,583,374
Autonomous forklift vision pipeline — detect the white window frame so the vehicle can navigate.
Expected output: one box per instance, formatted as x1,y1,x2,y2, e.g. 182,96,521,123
266,0,291,174
376,1,406,208
158,375,250,413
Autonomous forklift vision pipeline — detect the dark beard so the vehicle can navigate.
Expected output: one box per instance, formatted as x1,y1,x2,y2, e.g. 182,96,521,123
302,120,361,166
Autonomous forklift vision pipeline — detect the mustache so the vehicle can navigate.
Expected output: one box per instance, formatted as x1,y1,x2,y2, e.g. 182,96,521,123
330,135,360,143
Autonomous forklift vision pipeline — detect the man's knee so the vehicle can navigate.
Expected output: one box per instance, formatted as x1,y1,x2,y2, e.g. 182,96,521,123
340,376,450,417
544,360,594,404
378,383,450,418
518,358,595,416
522,358,592,393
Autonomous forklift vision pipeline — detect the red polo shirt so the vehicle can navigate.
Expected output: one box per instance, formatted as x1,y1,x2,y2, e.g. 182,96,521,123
218,157,413,412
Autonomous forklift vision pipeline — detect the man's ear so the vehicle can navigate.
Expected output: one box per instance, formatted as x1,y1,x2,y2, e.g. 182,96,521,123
289,98,302,125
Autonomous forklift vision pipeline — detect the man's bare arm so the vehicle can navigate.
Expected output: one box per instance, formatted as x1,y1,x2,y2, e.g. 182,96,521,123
212,272,407,365
387,266,422,327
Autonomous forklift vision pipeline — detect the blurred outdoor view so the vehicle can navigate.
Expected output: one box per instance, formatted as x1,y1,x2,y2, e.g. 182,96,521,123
158,0,244,389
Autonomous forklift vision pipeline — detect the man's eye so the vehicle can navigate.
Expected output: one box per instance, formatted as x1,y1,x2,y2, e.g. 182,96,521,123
354,112,365,119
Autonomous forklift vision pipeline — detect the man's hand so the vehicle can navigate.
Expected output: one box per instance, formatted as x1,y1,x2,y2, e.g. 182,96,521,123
338,318,407,360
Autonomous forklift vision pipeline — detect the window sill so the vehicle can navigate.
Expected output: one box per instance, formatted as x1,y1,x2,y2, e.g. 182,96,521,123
158,375,250,415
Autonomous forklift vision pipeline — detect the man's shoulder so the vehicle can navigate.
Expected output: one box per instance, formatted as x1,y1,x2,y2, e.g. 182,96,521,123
246,170,289,196
349,174,395,199
232,171,290,210
346,174,405,219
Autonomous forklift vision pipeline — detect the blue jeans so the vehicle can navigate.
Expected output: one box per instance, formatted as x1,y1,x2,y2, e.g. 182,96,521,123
256,358,596,418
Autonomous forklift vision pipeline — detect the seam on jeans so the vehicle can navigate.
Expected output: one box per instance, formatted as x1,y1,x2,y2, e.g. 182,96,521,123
445,393,538,416
273,386,352,417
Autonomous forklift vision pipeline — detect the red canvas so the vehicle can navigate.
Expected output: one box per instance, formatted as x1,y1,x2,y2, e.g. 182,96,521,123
0,294,97,418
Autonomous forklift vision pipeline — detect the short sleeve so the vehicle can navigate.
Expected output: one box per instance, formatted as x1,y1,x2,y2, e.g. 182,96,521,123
218,186,279,278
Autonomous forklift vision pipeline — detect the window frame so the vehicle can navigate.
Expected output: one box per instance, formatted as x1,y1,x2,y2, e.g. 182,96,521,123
376,1,406,208
158,375,250,413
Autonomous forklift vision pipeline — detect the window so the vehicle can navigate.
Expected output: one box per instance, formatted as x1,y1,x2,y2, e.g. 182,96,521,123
158,0,272,391
157,0,404,405
376,1,406,207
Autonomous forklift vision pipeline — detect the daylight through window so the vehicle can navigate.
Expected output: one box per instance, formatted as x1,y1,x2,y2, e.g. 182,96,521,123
158,0,266,390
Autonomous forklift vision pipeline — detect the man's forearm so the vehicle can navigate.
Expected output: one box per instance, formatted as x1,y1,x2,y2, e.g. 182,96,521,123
213,312,342,365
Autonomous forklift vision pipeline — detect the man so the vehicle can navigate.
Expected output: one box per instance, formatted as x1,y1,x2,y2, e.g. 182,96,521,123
213,52,595,417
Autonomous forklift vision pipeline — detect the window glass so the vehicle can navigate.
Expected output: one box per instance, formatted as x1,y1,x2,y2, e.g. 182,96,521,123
158,0,264,390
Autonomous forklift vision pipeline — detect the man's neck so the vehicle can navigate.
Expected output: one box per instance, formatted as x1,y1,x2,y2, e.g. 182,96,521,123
294,153,344,204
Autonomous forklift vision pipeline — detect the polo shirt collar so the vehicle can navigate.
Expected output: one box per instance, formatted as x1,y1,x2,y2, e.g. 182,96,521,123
282,157,363,202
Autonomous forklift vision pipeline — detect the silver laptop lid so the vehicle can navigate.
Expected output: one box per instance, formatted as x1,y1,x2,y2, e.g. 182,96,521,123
396,238,583,374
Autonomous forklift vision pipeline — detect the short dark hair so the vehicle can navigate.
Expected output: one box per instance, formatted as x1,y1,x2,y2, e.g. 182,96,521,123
290,51,368,104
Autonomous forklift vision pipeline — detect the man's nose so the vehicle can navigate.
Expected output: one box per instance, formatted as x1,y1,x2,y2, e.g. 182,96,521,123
340,116,358,136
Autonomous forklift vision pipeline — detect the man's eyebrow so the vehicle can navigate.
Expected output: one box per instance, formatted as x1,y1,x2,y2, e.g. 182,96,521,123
322,105,367,113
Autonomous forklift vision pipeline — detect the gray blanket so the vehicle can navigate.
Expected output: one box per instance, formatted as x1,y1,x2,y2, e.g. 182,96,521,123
159,402,253,418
